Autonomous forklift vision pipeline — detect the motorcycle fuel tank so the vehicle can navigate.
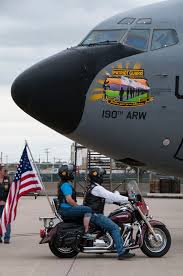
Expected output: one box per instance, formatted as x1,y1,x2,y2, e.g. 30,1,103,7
109,208,132,224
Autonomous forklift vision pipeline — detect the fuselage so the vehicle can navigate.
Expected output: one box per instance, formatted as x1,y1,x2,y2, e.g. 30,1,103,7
11,0,183,177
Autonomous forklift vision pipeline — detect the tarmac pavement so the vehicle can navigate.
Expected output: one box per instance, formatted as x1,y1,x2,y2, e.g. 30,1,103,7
0,196,183,276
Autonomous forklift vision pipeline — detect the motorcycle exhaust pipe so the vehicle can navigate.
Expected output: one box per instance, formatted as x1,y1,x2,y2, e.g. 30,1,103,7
83,246,113,251
83,238,113,251
83,245,139,253
83,249,116,253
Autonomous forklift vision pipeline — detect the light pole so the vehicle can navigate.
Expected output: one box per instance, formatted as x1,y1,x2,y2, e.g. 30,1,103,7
45,148,50,163
5,155,8,165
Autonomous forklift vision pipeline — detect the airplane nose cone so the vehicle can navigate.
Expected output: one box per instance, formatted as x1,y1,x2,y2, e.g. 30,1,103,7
12,44,140,135
11,48,94,134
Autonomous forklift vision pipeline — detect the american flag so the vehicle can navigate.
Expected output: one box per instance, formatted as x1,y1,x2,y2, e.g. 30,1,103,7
0,145,43,235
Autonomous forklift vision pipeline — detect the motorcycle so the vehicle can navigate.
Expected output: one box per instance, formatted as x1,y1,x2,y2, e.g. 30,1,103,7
39,180,171,258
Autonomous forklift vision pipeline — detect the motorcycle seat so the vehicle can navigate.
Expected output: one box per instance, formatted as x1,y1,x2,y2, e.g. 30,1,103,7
63,219,82,224
62,217,83,224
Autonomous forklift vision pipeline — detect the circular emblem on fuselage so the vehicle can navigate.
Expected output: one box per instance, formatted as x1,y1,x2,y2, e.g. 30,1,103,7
90,63,154,108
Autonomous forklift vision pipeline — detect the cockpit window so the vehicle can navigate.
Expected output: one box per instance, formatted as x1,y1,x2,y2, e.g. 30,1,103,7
136,18,152,24
123,29,150,51
118,18,136,25
151,29,179,50
81,29,127,45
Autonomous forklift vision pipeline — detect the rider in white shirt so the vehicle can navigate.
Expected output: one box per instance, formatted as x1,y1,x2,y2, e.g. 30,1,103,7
91,183,129,204
83,167,135,260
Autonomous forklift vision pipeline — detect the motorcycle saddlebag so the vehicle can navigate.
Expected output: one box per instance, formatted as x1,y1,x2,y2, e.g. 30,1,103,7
55,222,84,248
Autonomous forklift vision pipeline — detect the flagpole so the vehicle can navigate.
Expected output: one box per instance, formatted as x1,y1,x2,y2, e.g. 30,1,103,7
25,141,55,215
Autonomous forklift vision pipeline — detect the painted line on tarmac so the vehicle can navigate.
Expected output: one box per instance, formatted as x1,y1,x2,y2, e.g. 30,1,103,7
12,233,39,237
65,256,77,276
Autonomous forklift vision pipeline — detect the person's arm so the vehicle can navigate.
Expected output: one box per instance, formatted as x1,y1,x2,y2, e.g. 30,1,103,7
92,185,128,204
65,195,78,206
61,183,78,206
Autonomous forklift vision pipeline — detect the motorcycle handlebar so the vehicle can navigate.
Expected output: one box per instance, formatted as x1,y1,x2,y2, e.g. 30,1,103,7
120,191,128,196
113,193,143,206
113,202,122,206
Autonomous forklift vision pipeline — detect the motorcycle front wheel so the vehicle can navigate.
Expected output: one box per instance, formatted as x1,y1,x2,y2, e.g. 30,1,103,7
141,225,171,257
49,240,79,258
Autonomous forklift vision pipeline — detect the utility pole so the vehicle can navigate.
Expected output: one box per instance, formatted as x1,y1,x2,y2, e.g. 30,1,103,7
38,154,41,163
45,148,50,163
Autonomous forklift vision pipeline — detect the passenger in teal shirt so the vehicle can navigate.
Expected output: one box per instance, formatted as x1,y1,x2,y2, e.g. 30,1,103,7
58,165,92,235
60,182,74,208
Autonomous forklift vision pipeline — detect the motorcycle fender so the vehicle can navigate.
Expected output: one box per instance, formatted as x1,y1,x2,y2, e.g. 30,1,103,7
39,224,59,244
141,220,165,239
148,220,165,227
138,220,166,247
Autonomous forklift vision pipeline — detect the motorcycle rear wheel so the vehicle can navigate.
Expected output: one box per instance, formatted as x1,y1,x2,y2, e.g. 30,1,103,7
49,240,79,258
141,225,171,257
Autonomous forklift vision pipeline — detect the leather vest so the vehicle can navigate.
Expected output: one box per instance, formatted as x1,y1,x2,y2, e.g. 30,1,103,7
0,176,11,202
58,182,77,205
83,183,105,214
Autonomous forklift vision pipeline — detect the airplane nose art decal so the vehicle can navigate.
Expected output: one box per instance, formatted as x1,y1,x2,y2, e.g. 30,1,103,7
90,63,154,107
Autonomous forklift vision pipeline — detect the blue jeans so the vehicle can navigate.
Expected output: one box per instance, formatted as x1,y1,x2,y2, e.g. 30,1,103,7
91,213,124,256
0,205,11,241
59,205,92,220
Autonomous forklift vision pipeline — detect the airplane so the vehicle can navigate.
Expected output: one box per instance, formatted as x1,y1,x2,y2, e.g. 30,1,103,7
11,0,183,177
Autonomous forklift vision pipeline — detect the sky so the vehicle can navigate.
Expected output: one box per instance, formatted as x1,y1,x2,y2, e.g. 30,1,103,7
0,0,164,163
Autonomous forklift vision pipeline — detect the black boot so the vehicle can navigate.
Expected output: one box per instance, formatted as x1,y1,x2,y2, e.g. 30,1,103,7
4,240,10,244
118,252,135,260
